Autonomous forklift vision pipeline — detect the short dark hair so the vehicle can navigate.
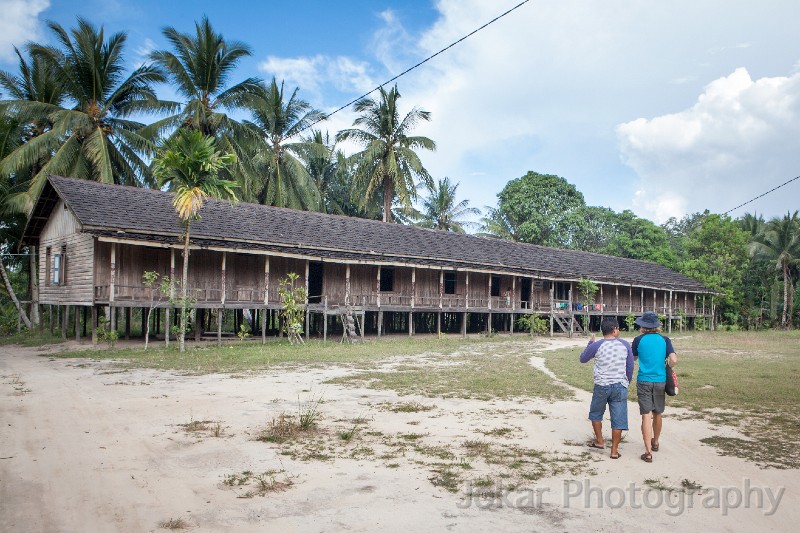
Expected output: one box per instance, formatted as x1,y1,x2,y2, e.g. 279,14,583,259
600,318,619,335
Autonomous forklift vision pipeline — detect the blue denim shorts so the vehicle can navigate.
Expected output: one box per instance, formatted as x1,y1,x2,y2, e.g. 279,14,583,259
588,383,629,430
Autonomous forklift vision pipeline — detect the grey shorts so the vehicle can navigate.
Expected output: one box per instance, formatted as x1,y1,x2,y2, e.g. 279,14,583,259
637,381,666,414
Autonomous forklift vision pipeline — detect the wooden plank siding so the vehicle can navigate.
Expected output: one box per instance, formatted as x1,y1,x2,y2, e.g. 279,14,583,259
38,200,94,305
41,236,712,318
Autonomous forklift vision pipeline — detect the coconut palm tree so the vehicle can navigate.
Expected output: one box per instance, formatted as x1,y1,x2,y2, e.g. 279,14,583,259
477,206,520,241
750,211,800,328
1,46,70,327
336,84,435,222
244,79,324,209
153,129,238,352
147,16,261,199
739,212,765,238
0,122,31,330
415,177,480,233
0,19,171,199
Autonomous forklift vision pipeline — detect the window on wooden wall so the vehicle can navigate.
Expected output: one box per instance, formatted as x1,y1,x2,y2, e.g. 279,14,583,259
444,271,457,294
554,282,569,300
45,247,51,286
490,275,500,297
52,253,62,285
379,267,394,292
60,245,67,285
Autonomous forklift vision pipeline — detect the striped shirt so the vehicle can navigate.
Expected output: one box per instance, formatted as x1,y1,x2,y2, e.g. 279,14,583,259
580,338,634,387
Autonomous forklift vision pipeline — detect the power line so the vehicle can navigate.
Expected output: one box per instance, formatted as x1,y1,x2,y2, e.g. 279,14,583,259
292,0,533,139
722,174,800,215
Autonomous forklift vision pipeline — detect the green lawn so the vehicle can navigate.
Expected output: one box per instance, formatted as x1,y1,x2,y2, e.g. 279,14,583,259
539,330,800,468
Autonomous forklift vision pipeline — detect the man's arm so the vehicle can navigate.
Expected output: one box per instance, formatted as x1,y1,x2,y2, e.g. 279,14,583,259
580,338,601,363
631,335,640,360
624,341,634,382
664,336,677,366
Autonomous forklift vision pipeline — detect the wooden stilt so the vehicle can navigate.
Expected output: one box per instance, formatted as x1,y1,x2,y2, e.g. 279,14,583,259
91,306,98,345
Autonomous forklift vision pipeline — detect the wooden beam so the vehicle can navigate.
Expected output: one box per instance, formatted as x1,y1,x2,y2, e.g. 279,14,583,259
221,252,226,305
465,272,470,309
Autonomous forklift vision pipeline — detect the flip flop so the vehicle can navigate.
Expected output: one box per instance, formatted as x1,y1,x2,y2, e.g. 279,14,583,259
587,441,605,450
610,453,621,459
640,452,653,463
651,438,659,452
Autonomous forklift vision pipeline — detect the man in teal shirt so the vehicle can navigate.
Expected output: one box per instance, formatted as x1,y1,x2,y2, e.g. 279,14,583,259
632,312,677,463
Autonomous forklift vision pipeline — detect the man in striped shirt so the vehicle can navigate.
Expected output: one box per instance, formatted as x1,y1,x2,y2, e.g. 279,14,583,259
580,317,634,459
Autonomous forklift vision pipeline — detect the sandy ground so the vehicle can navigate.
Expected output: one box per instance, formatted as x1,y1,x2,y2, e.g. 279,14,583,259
1,337,797,532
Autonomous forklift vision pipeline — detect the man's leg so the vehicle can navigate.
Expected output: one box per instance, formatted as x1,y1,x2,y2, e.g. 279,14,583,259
641,413,653,454
591,421,604,447
652,412,663,449
611,429,622,457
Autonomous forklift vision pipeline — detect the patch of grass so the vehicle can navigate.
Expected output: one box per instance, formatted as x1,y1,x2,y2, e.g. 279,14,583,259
478,426,515,438
463,439,492,456
179,419,213,432
297,392,324,430
644,478,671,491
50,336,505,373
222,470,292,498
384,401,436,413
540,331,800,468
328,341,573,401
429,465,464,493
158,517,190,530
0,332,64,347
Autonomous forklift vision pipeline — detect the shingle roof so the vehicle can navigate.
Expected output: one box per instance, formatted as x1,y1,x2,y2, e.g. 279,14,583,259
26,175,709,292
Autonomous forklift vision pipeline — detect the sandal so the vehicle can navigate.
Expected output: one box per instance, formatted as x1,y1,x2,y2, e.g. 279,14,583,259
640,452,653,463
610,453,621,459
587,441,605,450
651,438,659,452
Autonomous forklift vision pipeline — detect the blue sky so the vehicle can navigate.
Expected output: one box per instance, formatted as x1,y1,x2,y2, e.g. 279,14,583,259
2,0,800,224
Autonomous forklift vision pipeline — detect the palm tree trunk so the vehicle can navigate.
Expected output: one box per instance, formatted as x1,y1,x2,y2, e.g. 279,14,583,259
180,224,191,352
383,174,393,223
29,246,40,327
1,257,32,330
782,261,789,328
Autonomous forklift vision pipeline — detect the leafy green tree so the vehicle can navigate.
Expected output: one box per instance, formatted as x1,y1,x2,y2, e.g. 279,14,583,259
0,46,67,210
0,177,31,329
572,206,618,253
337,84,435,222
1,19,170,200
750,212,800,328
604,210,677,268
1,47,69,328
495,172,586,247
477,206,520,240
680,214,748,322
296,130,353,215
415,177,479,233
147,16,260,197
244,78,324,209
153,130,238,352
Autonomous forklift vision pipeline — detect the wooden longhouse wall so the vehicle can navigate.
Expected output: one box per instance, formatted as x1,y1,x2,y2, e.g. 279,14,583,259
38,200,94,305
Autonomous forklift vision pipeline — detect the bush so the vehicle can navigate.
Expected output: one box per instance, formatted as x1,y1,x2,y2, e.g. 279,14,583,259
516,314,548,336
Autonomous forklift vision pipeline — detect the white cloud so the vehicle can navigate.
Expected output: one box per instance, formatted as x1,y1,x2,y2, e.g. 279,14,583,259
259,54,374,104
0,0,49,63
617,68,800,222
133,37,156,69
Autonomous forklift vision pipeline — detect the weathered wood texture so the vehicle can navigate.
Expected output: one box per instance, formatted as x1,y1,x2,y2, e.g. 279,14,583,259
38,200,94,305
